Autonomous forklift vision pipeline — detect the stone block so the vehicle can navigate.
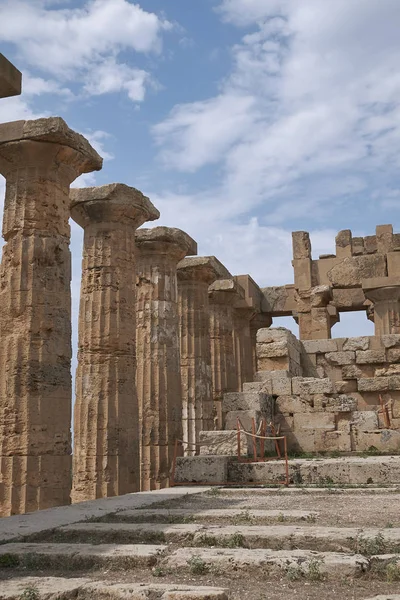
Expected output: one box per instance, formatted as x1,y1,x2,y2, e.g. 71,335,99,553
174,455,230,484
342,364,374,380
0,53,22,98
225,410,261,432
376,364,400,377
382,334,400,348
342,337,370,351
292,377,335,395
271,372,292,395
335,380,358,393
325,351,355,365
275,395,312,414
325,395,358,413
301,340,338,354
351,411,378,430
223,391,270,412
353,429,400,453
293,412,335,431
358,377,389,392
388,349,400,363
389,376,400,390
242,382,264,392
256,327,296,344
199,431,245,456
257,340,289,358
314,430,352,452
356,350,386,364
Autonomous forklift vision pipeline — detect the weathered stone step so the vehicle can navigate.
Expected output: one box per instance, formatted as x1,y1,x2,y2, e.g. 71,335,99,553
0,578,229,600
218,486,400,495
164,546,369,578
0,542,163,569
52,522,400,553
175,455,400,485
113,508,318,523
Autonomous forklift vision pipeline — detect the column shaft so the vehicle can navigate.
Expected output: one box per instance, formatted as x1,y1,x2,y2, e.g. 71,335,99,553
136,228,196,490
0,118,101,515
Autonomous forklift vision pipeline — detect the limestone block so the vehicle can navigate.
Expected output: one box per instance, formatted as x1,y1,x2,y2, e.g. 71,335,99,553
256,327,296,344
198,431,245,456
382,334,400,348
292,231,311,259
292,377,335,395
388,349,400,363
342,337,370,351
257,341,289,358
353,429,400,453
332,288,366,310
387,252,400,278
225,410,261,432
358,378,389,392
389,376,400,390
174,456,230,484
325,351,355,365
301,339,338,354
293,258,312,290
342,364,375,380
364,235,377,254
291,429,316,452
271,372,292,395
314,430,352,452
335,229,352,258
335,380,358,393
325,395,358,413
276,395,312,414
223,391,271,412
351,411,378,430
293,412,335,431
376,365,400,376
326,254,386,288
356,350,386,364
242,382,264,392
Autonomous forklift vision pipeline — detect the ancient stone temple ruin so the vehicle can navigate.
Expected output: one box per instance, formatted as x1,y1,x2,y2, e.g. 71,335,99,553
0,53,400,520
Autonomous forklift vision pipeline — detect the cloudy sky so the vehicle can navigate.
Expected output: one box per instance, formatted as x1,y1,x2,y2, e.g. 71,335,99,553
2,0,400,342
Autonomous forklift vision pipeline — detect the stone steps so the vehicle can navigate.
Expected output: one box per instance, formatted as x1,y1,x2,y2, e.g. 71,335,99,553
164,546,369,578
111,508,318,523
51,522,400,553
0,578,229,600
0,542,163,569
174,455,400,485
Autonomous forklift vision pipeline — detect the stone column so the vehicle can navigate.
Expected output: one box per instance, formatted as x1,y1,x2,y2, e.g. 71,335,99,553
233,305,256,390
363,278,400,336
136,227,197,490
0,117,102,516
208,279,244,429
177,256,229,453
70,184,159,503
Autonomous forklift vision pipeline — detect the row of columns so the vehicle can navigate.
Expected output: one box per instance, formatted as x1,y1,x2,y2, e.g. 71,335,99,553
0,116,258,514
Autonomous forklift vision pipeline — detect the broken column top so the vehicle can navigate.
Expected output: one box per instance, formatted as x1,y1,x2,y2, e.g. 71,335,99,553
136,226,198,258
0,117,103,173
292,231,312,260
208,278,245,305
70,183,160,228
0,54,22,99
177,255,231,283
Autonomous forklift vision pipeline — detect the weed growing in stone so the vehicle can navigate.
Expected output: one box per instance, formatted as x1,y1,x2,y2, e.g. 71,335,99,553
231,510,253,525
223,533,245,548
206,487,221,497
357,532,385,556
386,561,400,582
0,553,19,568
307,559,323,581
187,555,208,575
19,586,39,600
277,513,286,522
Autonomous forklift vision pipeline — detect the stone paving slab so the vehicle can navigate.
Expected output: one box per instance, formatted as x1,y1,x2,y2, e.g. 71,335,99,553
116,508,318,522
0,578,229,600
55,523,400,553
0,542,164,568
164,547,369,577
0,487,210,544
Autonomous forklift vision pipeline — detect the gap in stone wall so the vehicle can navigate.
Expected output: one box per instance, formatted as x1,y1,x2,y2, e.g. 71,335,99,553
271,315,299,338
331,310,374,338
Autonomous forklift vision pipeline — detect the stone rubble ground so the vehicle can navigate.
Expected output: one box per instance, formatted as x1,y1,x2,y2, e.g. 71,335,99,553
1,483,400,599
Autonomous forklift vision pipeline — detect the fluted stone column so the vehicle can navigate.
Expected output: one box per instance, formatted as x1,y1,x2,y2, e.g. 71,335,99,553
363,278,400,336
209,279,244,429
233,305,256,391
0,117,102,516
136,227,197,490
177,256,229,453
70,184,159,502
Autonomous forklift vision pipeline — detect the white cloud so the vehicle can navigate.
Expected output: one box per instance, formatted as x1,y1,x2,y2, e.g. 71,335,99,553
0,0,171,102
153,0,400,224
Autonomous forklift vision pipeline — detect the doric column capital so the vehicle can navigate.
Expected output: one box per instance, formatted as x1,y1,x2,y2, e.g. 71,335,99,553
177,255,230,284
0,117,102,180
208,278,245,306
136,226,197,262
70,183,159,230
363,285,400,304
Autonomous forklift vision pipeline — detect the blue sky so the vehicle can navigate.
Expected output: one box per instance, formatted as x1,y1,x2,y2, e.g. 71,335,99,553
2,0,400,343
